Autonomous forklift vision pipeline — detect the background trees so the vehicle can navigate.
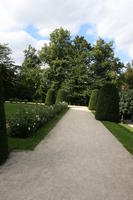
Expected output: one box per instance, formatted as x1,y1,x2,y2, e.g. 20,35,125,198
3,27,125,106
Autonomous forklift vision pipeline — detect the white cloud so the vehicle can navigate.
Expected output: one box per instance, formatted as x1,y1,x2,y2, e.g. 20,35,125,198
0,0,133,63
0,31,49,64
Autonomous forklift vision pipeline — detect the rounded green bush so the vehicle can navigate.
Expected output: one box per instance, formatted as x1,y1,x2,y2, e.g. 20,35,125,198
56,89,67,103
95,83,120,122
45,89,56,105
89,89,99,110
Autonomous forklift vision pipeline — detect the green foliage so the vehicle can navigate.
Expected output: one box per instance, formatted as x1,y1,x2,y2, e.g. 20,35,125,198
89,89,99,110
22,45,40,68
1,28,125,107
56,89,67,103
39,27,72,64
90,38,123,88
9,103,68,138
0,101,8,164
119,89,133,119
0,44,12,164
95,83,120,122
124,62,133,89
45,89,56,105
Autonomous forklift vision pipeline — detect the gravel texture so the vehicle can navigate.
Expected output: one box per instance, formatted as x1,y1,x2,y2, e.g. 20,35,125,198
0,106,133,200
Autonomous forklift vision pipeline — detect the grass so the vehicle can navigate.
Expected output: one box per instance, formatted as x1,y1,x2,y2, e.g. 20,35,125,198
91,110,133,155
5,102,35,119
8,108,68,152
102,121,133,154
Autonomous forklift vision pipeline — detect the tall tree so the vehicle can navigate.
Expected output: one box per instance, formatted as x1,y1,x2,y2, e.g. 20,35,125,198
90,38,123,88
22,44,40,69
0,44,13,164
20,45,42,100
39,27,72,90
124,62,133,89
62,36,92,105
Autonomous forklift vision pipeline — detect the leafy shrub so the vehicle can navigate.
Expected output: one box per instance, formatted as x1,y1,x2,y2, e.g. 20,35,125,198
119,89,133,120
56,89,67,103
89,89,99,110
9,102,68,138
45,89,56,105
95,83,119,122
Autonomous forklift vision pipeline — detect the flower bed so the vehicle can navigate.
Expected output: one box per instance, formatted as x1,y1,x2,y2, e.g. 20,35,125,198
9,102,68,138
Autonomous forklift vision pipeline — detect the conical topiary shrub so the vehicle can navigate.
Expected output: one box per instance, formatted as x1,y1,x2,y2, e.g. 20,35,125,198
0,66,8,165
45,89,56,106
89,89,99,110
95,83,119,122
56,89,67,103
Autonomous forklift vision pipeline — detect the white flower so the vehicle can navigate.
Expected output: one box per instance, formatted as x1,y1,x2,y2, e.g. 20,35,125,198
28,127,31,131
17,123,19,126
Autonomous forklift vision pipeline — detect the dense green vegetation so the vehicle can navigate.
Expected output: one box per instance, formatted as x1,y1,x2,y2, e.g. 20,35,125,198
89,89,99,110
0,44,12,164
3,27,124,105
119,89,133,120
96,83,119,122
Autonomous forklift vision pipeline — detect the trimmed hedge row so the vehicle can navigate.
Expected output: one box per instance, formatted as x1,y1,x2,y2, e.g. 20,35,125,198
89,89,99,110
95,83,119,122
45,89,56,105
45,88,67,105
9,102,68,138
56,89,67,103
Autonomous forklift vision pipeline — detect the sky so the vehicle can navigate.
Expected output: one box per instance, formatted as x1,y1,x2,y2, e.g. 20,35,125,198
0,0,132,65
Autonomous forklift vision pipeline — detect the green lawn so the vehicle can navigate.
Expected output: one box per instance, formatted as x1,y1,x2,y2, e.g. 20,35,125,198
102,121,133,154
91,110,133,155
5,102,35,119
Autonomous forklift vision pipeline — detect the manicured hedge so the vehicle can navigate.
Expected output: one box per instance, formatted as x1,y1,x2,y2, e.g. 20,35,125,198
56,89,67,103
95,83,119,122
0,66,8,165
45,89,55,105
89,89,99,110
0,102,8,165
9,103,68,138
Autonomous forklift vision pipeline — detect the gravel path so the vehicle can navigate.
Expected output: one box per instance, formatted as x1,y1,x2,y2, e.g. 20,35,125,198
0,106,133,200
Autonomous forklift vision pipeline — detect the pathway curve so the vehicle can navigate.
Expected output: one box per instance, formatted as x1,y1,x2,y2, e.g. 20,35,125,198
0,106,133,200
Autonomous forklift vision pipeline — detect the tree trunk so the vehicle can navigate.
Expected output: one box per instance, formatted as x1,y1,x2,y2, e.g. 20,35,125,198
0,65,8,164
